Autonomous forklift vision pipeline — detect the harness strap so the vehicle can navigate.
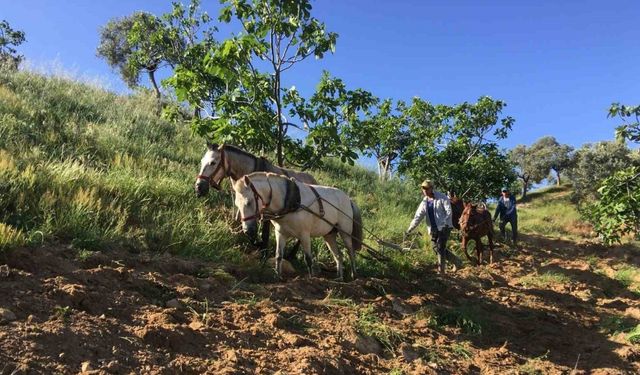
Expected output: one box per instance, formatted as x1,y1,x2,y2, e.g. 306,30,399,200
308,185,324,216
254,156,269,172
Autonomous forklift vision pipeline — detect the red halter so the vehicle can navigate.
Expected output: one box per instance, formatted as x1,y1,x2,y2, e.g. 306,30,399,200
240,176,273,222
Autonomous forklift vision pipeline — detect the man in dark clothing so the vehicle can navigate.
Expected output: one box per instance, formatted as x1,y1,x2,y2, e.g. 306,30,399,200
493,187,517,245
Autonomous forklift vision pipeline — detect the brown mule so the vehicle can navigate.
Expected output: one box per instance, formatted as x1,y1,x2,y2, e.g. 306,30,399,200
452,197,495,265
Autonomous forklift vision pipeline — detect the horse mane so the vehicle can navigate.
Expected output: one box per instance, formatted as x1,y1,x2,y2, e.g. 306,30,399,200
221,144,260,161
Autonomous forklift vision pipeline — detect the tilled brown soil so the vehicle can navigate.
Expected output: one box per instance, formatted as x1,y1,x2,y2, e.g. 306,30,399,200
1,235,639,374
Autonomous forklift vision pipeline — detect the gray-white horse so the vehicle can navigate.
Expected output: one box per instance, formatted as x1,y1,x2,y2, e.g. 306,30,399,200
195,143,317,197
232,172,363,280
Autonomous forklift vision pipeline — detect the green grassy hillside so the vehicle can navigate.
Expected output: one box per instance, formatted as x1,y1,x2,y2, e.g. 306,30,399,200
0,69,430,276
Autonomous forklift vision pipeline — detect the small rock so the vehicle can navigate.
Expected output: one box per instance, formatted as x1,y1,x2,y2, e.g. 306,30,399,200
81,361,92,373
58,352,65,359
189,321,204,331
616,346,640,362
0,308,17,324
105,360,121,372
400,342,419,363
98,314,106,320
224,349,238,363
166,299,182,309
390,297,413,315
355,334,383,355
624,307,640,320
599,298,627,310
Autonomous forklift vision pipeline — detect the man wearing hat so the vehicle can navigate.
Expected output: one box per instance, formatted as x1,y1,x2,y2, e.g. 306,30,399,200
493,187,518,246
405,179,462,274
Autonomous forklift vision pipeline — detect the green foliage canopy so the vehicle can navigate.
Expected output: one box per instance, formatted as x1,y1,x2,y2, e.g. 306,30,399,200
399,96,515,200
0,20,26,70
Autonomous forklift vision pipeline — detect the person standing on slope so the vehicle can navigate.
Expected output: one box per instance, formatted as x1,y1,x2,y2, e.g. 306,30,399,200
405,180,462,274
493,187,518,246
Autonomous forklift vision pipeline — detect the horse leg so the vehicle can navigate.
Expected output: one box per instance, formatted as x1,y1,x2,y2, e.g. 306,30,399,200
324,233,344,281
284,240,301,261
299,235,314,277
339,231,357,280
274,230,287,279
476,237,484,265
488,231,495,264
462,236,474,264
259,221,271,260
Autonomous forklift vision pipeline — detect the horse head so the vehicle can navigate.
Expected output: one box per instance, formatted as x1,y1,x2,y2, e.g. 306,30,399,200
195,143,223,197
459,201,474,230
232,174,272,242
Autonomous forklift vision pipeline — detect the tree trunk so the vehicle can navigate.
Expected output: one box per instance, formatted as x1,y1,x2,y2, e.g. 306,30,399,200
377,157,389,181
555,169,562,186
520,176,529,198
148,70,161,101
274,70,284,167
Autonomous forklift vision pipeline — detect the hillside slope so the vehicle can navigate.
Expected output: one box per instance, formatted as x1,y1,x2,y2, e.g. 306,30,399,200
1,71,640,374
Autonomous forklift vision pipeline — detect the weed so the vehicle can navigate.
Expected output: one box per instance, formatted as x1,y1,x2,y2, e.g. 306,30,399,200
0,222,25,250
186,298,213,327
320,289,356,308
388,368,405,375
75,249,95,262
519,271,571,288
627,324,640,344
52,305,71,322
614,265,640,294
356,304,405,353
416,305,484,335
518,350,550,375
232,294,260,307
451,343,472,359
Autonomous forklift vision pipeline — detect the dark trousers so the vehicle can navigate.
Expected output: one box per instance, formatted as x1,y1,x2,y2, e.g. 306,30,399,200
430,227,460,273
499,215,518,243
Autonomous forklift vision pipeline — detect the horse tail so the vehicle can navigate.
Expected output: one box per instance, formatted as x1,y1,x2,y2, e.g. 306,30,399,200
350,201,363,253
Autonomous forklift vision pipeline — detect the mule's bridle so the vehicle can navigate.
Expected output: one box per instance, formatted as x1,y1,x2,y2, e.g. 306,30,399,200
241,177,273,222
197,147,238,190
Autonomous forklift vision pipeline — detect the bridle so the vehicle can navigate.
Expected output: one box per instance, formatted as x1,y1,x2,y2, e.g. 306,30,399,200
240,176,273,222
196,147,238,190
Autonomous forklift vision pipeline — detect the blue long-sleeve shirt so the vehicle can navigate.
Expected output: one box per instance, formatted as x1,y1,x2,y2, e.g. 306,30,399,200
494,195,517,220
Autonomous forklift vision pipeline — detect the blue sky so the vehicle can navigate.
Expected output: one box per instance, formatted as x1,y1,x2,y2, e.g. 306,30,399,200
3,0,640,154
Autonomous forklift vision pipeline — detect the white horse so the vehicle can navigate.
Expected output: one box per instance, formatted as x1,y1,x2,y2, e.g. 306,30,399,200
195,143,317,197
232,172,363,280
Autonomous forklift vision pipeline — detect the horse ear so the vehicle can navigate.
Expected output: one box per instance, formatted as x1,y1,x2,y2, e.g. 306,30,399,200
206,141,218,151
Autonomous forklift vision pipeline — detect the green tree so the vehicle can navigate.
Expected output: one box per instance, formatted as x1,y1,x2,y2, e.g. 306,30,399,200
529,136,574,186
399,96,516,200
0,20,26,70
581,104,640,243
508,144,547,198
584,166,639,244
97,12,176,99
609,103,640,143
167,0,375,167
345,99,410,180
217,0,343,166
567,141,636,202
